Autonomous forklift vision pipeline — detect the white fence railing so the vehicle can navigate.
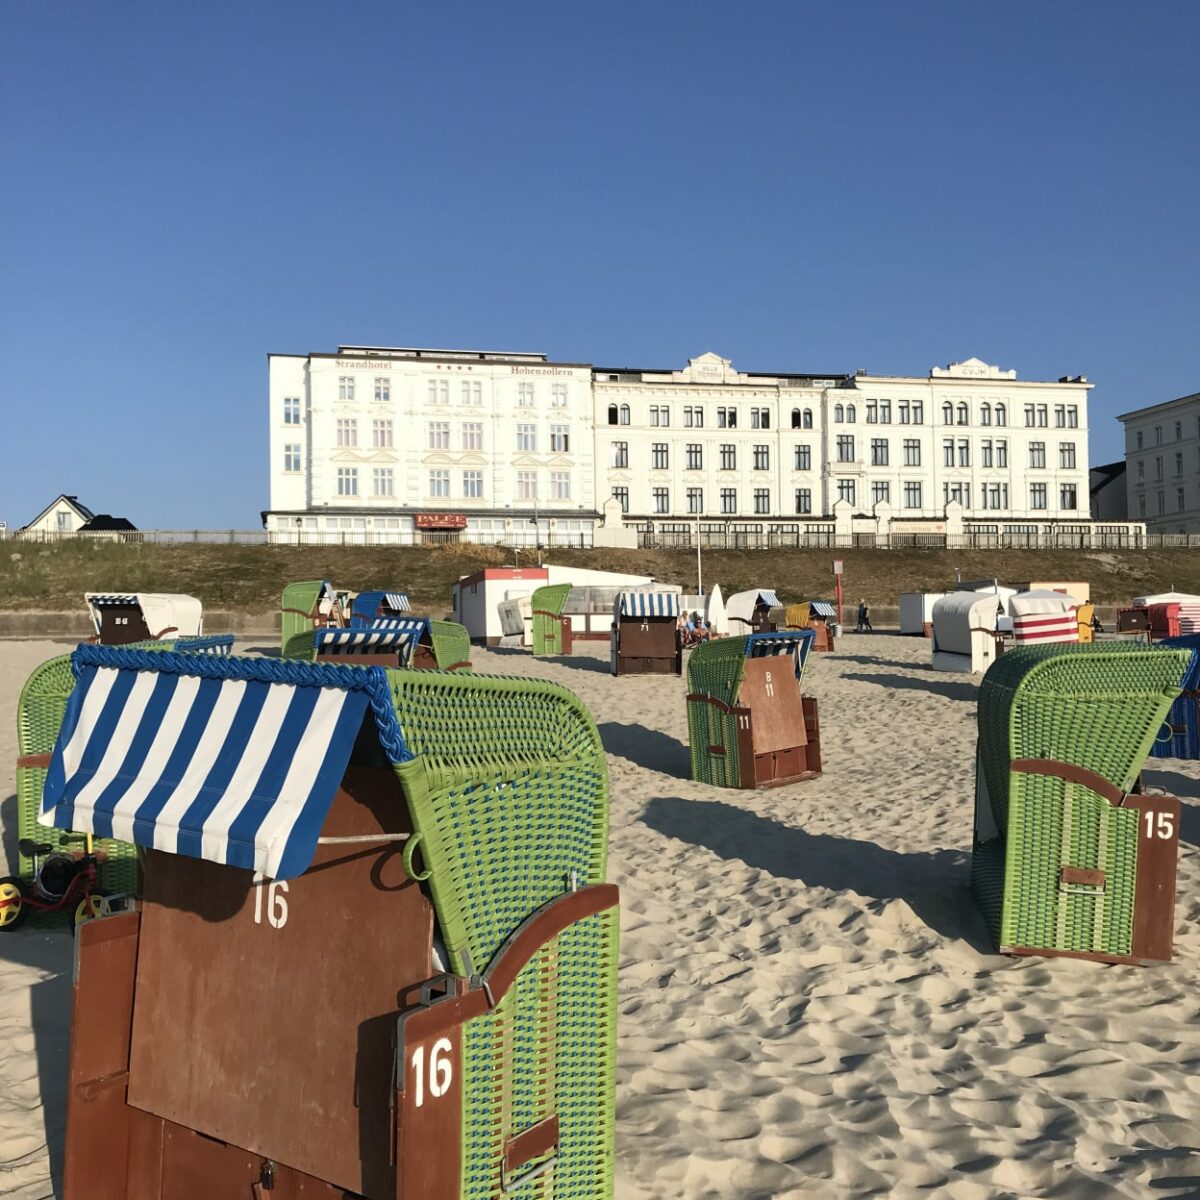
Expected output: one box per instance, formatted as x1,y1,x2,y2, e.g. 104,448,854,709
5,528,595,549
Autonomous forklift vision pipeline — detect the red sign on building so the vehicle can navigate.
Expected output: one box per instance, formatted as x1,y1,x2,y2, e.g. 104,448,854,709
414,513,468,530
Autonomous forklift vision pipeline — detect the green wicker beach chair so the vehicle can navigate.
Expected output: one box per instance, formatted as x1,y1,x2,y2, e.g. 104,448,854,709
429,619,474,672
281,579,341,659
48,646,616,1198
530,585,573,657
687,631,819,788
972,642,1190,964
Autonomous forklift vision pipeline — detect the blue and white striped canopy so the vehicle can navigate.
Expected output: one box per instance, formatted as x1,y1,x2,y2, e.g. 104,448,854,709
315,626,416,661
746,630,814,676
809,600,836,618
40,646,410,880
616,591,680,618
756,590,781,609
350,590,412,622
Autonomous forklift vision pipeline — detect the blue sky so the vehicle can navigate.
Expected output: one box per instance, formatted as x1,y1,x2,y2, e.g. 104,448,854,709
1,1,1196,528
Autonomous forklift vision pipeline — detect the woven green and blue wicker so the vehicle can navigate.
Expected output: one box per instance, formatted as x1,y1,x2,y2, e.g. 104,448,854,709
530,585,573,656
972,642,1190,962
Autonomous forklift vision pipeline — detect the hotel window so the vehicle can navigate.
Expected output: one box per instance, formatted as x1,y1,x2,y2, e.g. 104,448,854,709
802,408,813,428
652,487,670,514
1024,405,1035,427
463,470,483,499
1156,425,1164,444
551,472,572,501
980,440,992,468
1061,484,1079,511
720,444,736,470
551,383,568,408
686,443,703,470
866,401,878,424
1067,406,1078,428
1138,495,1146,518
794,488,812,514
374,377,390,403
837,479,856,506
870,438,888,466
982,483,1008,509
687,487,704,514
1029,442,1046,468
753,444,770,470
996,440,1008,467
651,443,669,470
1036,405,1048,427
879,400,891,424
337,418,358,447
1177,421,1184,440
612,487,629,513
337,467,358,496
1178,487,1187,512
903,439,921,467
753,488,770,514
283,396,300,424
607,404,619,426
1177,451,1185,476
942,402,953,425
611,441,629,469
460,380,482,405
550,424,569,452
1059,442,1076,469
898,401,911,425
372,419,393,449
428,421,449,450
338,376,355,401
717,407,737,428
650,405,670,427
1054,405,1066,428
957,439,970,467
945,482,970,506
791,408,803,429
429,470,450,498
942,439,954,467
1136,430,1143,449
751,408,770,429
911,401,924,424
956,402,968,425
846,404,856,423
720,488,737,514
284,444,301,472
903,482,922,509
373,468,394,497
836,435,855,463
995,403,1006,426
1157,491,1165,514
1155,456,1163,479
834,404,845,424
684,405,705,428
1030,482,1047,510
1137,460,1145,481
463,422,483,451
427,380,449,405
980,403,991,426
871,481,890,505
517,382,535,406
794,444,811,471
517,423,537,452
619,404,630,425
516,471,538,501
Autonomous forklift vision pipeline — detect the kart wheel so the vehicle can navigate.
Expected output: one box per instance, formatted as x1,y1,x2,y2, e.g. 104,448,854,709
74,894,107,932
0,877,28,931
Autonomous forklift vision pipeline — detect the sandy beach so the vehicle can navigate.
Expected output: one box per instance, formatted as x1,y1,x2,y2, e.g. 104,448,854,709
2,634,1199,1200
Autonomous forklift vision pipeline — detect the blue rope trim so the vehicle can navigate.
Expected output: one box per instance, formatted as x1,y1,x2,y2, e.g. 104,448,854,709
69,643,413,763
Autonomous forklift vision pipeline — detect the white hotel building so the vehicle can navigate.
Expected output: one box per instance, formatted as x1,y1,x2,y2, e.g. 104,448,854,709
265,346,1103,546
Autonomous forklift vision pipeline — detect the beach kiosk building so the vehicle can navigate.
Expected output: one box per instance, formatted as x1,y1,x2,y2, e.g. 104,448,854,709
931,591,1004,674
687,631,820,788
41,645,618,1199
85,593,204,645
972,643,1188,964
610,591,682,676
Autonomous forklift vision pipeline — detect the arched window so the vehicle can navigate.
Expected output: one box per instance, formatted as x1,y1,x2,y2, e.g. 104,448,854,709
834,404,844,423
957,402,968,425
942,402,954,424
846,404,856,423
791,408,802,429
607,403,619,426
802,408,813,429
619,404,630,426
995,403,1007,427
980,403,991,426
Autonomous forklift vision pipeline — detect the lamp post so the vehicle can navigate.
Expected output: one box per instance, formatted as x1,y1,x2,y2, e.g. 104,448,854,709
695,508,703,595
530,496,542,568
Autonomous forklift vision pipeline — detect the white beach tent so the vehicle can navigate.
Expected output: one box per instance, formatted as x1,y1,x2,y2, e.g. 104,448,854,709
85,593,204,641
899,592,949,636
725,589,782,632
931,590,1003,674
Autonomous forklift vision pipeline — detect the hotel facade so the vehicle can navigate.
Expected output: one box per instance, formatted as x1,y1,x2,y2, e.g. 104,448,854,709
1119,390,1200,534
266,346,1110,546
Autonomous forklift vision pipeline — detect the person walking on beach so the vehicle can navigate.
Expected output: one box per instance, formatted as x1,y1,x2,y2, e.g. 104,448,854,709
856,599,872,633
